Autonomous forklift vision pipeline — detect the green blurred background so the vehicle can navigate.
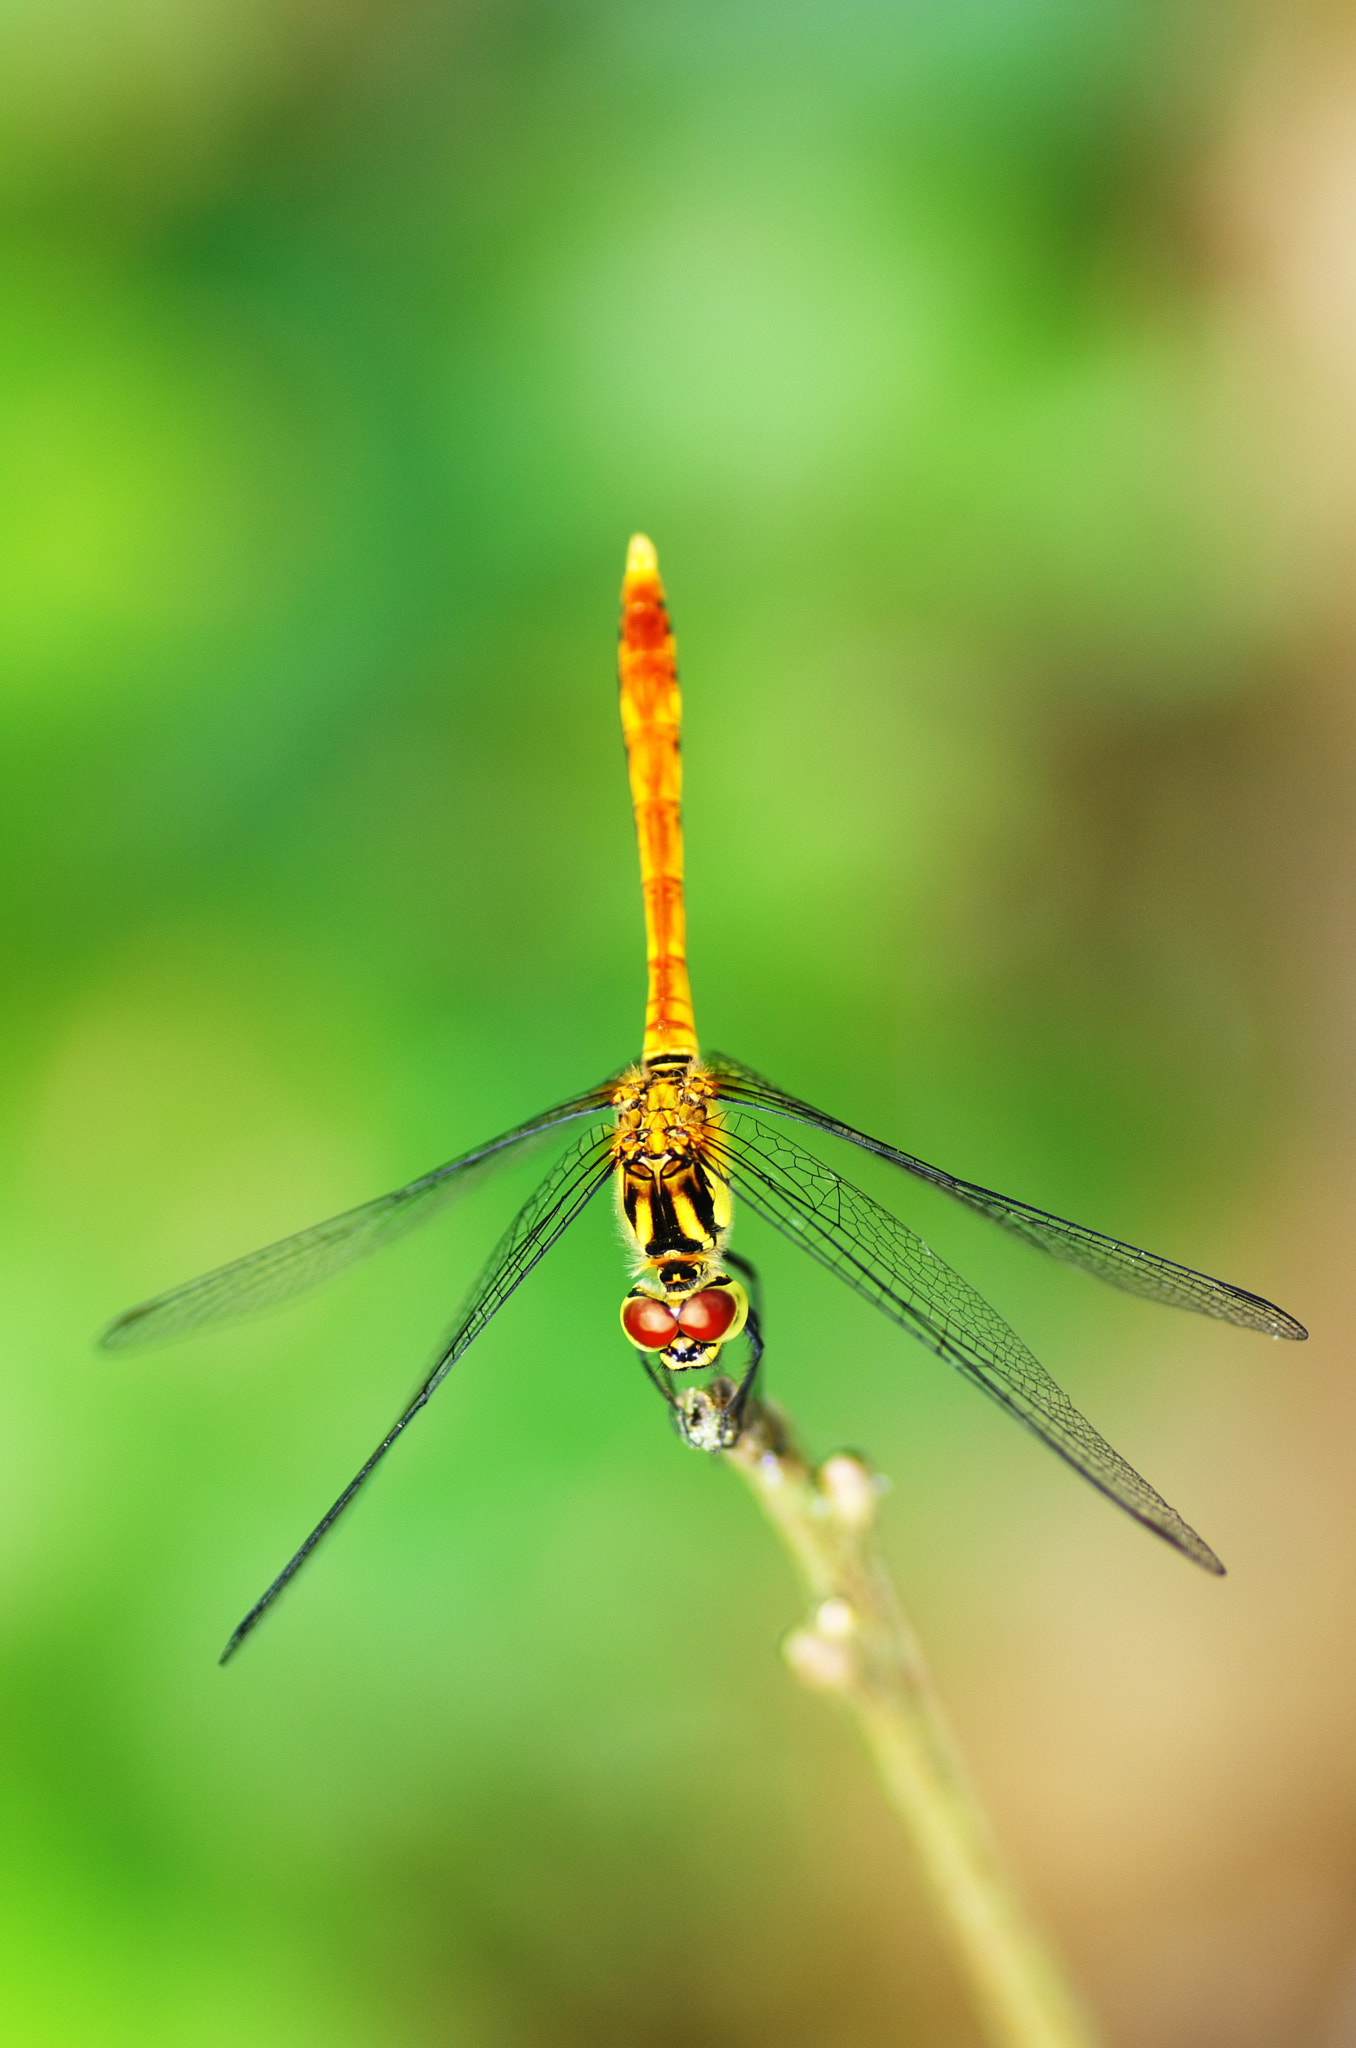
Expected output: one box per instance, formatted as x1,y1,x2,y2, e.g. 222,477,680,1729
1,2,1351,2042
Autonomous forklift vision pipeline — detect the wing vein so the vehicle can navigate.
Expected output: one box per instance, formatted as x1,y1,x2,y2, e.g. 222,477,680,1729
102,1078,618,1348
219,1121,617,1660
707,1112,1224,1574
708,1053,1304,1341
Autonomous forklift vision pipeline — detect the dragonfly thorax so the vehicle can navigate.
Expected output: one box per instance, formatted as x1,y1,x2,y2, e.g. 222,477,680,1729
612,1058,731,1262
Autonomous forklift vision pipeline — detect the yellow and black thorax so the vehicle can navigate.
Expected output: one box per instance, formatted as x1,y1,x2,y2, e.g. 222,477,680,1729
612,1056,731,1266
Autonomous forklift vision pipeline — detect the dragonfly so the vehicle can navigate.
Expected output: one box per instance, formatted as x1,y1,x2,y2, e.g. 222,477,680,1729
103,535,1307,1660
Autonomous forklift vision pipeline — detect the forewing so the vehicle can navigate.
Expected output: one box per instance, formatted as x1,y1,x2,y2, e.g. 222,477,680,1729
708,1109,1224,1574
708,1054,1304,1341
101,1079,617,1349
219,1118,617,1660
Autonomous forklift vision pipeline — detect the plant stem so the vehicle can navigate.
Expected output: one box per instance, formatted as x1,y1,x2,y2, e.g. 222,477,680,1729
690,1385,1102,2048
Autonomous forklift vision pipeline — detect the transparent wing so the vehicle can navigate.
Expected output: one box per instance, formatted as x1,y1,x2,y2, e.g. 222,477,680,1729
707,1109,1224,1574
708,1054,1305,1342
101,1078,618,1350
220,1119,617,1661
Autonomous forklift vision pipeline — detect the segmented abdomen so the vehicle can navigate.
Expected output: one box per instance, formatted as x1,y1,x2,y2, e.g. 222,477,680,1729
619,535,698,1063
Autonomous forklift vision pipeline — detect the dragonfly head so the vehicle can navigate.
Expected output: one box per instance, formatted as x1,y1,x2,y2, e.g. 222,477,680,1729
620,1265,748,1372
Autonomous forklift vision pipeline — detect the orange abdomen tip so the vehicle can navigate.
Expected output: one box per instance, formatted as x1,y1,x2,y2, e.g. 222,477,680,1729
618,537,698,1064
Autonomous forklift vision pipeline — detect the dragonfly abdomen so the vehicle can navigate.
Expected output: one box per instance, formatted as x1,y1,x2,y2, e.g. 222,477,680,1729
619,535,698,1064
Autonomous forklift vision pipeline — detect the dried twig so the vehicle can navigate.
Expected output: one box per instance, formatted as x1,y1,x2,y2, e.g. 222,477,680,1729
679,1380,1103,2048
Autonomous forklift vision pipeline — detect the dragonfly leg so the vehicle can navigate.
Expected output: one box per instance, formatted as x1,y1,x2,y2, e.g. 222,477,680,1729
637,1348,680,1412
666,1283,765,1453
719,1292,764,1446
723,1248,763,1324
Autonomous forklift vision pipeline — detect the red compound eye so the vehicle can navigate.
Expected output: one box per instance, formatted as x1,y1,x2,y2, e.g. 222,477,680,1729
621,1295,679,1349
676,1288,739,1342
